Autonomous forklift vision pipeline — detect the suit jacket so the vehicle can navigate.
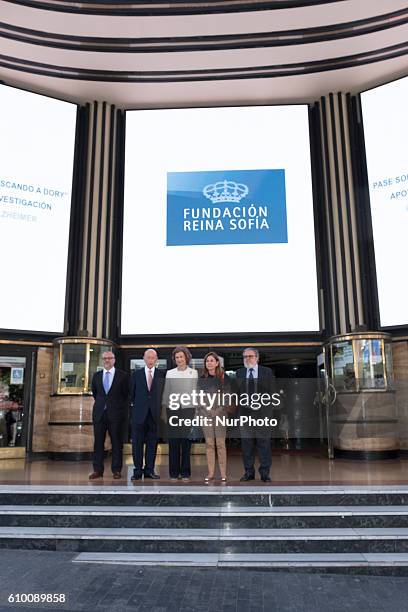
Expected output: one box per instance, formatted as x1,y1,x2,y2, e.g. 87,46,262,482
235,364,275,383
235,365,275,417
91,368,130,424
130,367,166,425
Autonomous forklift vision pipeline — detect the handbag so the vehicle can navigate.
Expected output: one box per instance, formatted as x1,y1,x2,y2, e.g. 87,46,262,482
188,424,203,441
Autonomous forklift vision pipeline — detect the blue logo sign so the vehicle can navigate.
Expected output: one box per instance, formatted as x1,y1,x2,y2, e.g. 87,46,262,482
167,169,287,246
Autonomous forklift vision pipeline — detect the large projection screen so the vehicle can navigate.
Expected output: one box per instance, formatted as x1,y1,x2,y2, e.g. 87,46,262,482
122,105,319,335
0,85,76,333
361,77,408,327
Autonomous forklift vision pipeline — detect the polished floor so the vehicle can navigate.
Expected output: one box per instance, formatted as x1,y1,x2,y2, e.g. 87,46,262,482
0,449,407,486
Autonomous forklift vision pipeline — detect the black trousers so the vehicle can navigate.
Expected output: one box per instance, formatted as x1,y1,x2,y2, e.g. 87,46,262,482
168,438,191,478
131,411,158,475
93,411,124,474
241,434,271,476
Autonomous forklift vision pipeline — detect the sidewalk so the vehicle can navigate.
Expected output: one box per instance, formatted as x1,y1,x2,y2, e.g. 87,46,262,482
0,549,407,612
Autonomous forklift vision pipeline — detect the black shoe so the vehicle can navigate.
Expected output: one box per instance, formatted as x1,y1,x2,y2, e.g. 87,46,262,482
240,472,255,482
144,471,160,479
89,471,103,481
261,474,271,482
131,472,143,481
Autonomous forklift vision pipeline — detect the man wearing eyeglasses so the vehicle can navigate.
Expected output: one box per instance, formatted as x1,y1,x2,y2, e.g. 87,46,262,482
89,350,130,481
236,347,275,482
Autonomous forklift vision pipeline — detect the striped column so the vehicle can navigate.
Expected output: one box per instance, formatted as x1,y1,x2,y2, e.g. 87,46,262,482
66,101,124,339
313,93,365,336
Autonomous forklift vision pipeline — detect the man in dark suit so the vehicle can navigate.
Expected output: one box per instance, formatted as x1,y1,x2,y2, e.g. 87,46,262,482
89,350,130,480
236,347,275,482
130,349,166,480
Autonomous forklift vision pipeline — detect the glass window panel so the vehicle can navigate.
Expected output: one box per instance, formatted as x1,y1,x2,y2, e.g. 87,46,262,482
332,341,356,391
385,342,394,388
191,358,204,372
0,358,26,447
0,356,26,367
191,357,224,372
130,359,168,371
357,339,385,389
53,348,60,394
59,344,86,393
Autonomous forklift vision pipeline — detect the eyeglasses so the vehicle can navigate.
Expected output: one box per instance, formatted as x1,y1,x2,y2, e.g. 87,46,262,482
243,355,256,359
103,357,114,361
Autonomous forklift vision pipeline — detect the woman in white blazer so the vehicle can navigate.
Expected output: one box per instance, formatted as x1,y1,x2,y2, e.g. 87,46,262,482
165,346,198,481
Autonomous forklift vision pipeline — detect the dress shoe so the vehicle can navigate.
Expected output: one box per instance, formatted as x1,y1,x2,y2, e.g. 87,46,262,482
240,473,255,482
131,472,143,481
144,472,160,479
261,474,271,482
88,471,103,480
112,472,121,480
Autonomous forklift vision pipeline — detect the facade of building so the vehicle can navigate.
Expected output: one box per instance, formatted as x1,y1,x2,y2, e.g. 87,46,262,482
1,0,408,464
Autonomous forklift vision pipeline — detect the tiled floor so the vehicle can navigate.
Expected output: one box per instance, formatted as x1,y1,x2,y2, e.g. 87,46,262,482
0,450,407,486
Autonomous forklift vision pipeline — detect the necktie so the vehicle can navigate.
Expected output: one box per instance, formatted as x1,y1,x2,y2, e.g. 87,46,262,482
248,367,255,396
103,371,110,394
147,369,153,391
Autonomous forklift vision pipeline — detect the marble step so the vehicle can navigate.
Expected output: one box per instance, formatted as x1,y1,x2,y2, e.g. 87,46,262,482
2,526,408,554
73,551,408,572
2,484,408,507
2,505,408,529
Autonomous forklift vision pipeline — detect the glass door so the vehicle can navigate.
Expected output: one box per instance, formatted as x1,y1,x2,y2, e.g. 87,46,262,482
0,347,35,457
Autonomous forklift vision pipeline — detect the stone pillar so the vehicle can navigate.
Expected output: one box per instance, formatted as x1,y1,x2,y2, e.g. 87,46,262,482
31,347,53,453
392,340,408,452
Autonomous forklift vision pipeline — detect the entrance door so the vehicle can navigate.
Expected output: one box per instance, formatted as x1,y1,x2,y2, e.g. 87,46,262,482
223,350,321,451
0,348,34,457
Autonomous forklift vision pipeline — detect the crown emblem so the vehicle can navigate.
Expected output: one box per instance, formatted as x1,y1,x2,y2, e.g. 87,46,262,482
203,180,249,204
